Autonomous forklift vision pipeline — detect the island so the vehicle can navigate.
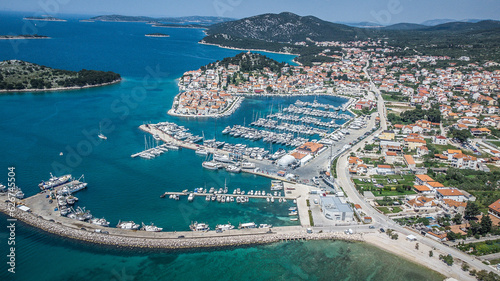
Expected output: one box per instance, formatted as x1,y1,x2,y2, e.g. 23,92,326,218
152,23,208,29
23,16,66,22
145,33,170,37
0,34,50,40
0,60,121,92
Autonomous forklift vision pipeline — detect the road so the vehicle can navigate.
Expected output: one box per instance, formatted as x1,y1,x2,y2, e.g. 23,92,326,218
334,59,494,273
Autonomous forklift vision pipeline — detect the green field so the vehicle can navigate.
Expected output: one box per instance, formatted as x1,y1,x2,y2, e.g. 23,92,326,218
353,175,417,196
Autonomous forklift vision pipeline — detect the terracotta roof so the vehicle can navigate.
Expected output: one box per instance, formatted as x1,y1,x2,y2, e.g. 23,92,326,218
404,155,415,165
489,199,500,213
413,185,431,192
437,189,463,197
416,174,435,182
377,165,392,169
386,151,397,156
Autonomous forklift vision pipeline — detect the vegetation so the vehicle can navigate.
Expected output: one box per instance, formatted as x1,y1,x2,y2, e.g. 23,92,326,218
308,210,314,226
387,105,441,124
0,60,120,91
208,52,285,73
457,239,500,256
447,128,473,143
439,254,454,266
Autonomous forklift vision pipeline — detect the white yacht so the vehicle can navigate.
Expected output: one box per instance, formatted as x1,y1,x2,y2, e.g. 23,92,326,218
195,148,209,156
117,221,140,230
39,173,72,190
216,223,234,231
142,222,163,232
226,165,241,173
202,161,220,170
188,193,195,202
189,222,209,231
91,218,110,227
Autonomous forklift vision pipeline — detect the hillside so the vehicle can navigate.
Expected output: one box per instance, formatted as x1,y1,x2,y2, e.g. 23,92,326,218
202,12,500,63
205,52,285,73
0,60,121,91
204,12,369,43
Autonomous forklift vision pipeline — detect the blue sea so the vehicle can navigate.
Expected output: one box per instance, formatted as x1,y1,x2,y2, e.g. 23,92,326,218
0,11,443,281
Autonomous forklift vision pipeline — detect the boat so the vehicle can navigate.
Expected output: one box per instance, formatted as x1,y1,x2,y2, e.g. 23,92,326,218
239,222,256,229
165,144,180,150
59,206,70,216
288,211,298,216
202,161,220,170
38,173,72,190
259,224,273,229
142,222,163,232
188,193,195,202
0,183,6,192
270,180,283,191
116,220,140,230
216,223,234,231
213,153,232,163
289,207,297,211
98,123,107,140
290,218,298,221
91,217,110,227
195,148,209,156
66,195,77,205
189,222,209,231
226,165,241,173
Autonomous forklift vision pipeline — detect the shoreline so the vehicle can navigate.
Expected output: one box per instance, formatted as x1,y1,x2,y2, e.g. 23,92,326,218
0,200,362,250
0,36,51,40
0,78,122,93
199,41,300,57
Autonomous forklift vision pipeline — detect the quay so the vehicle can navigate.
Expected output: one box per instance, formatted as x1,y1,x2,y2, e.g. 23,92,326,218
160,191,293,200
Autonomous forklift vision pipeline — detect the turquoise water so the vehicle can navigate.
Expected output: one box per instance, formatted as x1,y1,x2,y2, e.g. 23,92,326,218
0,11,442,280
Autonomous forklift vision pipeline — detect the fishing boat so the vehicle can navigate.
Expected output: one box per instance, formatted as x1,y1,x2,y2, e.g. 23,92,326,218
188,193,195,202
142,222,163,232
38,173,72,190
117,220,140,230
189,222,209,231
226,165,241,173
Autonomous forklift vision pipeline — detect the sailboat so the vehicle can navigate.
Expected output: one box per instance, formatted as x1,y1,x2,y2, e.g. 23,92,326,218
98,122,107,140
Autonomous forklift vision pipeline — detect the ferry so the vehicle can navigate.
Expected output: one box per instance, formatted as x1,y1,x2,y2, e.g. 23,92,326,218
38,173,72,190
117,220,140,230
190,222,210,231
91,217,110,227
239,222,256,229
142,223,163,232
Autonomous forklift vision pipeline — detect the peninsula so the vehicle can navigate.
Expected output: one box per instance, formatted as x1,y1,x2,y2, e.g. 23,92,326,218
0,60,121,92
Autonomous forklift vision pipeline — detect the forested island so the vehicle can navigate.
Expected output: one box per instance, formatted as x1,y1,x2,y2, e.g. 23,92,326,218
23,16,66,22
145,33,170,37
0,34,50,40
0,60,121,91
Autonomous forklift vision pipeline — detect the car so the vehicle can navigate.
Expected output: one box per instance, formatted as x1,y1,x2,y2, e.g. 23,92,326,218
369,225,375,229
177,235,185,239
380,228,385,233
314,199,319,204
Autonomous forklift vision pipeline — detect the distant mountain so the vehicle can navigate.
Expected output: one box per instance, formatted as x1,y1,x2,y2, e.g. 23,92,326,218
382,23,427,30
425,20,500,31
90,15,236,25
335,21,384,28
421,18,492,26
204,12,370,43
420,19,457,26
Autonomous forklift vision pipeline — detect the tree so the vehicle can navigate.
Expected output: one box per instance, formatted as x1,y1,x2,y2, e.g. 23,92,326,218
429,250,433,257
452,213,463,224
465,202,480,219
266,85,273,93
439,254,454,266
448,128,473,143
481,215,493,234
461,262,470,272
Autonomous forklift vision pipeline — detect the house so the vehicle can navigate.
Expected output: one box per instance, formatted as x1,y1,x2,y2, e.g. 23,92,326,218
417,145,429,157
415,174,444,190
406,196,437,212
451,154,478,170
379,130,395,141
426,232,448,242
440,199,467,215
297,142,324,155
380,140,403,154
488,199,500,219
377,165,394,175
436,188,466,202
432,136,447,145
385,151,397,164
413,185,432,194
404,136,427,150
404,155,416,169
470,127,491,136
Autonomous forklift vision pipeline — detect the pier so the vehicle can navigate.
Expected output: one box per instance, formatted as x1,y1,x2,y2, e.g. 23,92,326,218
160,191,293,201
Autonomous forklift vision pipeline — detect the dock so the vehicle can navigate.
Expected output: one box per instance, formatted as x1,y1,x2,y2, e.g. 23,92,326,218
160,191,293,201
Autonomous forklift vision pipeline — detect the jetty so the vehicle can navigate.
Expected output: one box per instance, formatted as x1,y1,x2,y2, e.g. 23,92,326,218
160,191,293,201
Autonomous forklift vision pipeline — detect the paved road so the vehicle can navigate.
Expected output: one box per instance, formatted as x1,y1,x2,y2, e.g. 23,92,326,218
334,59,494,273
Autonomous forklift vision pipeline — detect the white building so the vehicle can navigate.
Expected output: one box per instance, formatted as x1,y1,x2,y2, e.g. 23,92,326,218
320,195,354,221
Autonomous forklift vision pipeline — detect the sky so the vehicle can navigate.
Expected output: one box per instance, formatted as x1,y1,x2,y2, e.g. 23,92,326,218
2,0,500,24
